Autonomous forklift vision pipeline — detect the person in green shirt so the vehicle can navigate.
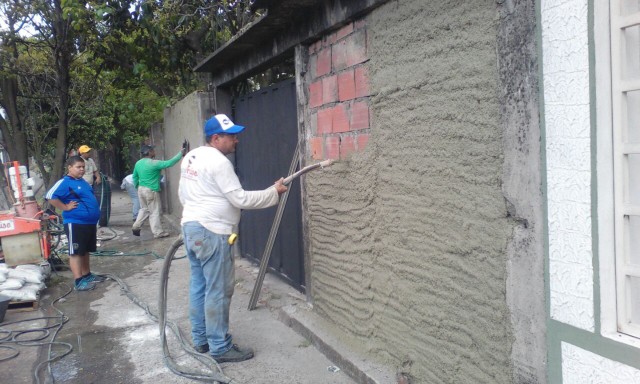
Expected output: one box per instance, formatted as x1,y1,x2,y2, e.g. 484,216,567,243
132,144,185,238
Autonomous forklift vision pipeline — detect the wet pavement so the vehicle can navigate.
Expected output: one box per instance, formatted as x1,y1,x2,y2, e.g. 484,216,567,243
0,189,360,384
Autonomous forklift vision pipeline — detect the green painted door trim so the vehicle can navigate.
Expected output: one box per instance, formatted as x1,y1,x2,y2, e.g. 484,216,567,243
587,0,602,338
534,0,555,382
549,320,640,371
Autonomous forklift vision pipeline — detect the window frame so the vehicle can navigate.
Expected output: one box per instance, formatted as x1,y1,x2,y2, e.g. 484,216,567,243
605,0,640,340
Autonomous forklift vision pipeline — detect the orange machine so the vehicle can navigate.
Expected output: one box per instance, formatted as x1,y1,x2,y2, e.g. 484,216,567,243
0,162,56,266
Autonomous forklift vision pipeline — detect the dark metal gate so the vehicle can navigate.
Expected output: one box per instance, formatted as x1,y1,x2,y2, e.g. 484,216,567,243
233,78,304,291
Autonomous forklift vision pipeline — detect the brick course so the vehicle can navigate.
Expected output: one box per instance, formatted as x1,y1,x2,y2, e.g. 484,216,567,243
325,136,340,160
332,104,350,133
338,70,356,101
307,18,370,160
317,108,332,134
316,48,331,77
355,66,370,98
310,137,323,160
336,23,354,41
340,136,356,159
309,81,323,108
322,75,338,104
345,30,367,67
350,101,370,130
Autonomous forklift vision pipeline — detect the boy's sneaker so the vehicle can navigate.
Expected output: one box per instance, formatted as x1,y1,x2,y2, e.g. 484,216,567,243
84,273,107,283
75,279,97,291
211,344,254,363
194,344,209,353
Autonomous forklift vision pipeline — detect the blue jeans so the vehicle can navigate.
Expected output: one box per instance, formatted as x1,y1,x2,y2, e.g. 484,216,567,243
182,222,235,355
124,183,140,221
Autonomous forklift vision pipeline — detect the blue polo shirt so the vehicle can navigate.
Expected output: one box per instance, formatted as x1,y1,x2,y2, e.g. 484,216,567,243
45,175,100,224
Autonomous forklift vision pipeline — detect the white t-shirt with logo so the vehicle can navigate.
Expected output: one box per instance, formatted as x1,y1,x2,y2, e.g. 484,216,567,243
179,146,278,234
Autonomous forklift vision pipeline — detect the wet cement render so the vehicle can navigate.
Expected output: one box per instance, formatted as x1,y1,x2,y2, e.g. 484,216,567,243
0,189,392,383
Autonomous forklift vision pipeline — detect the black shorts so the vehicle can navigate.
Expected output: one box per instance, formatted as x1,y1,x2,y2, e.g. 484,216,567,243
64,223,97,256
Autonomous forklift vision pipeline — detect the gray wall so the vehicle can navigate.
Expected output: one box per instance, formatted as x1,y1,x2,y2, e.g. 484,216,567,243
303,1,545,383
497,0,545,383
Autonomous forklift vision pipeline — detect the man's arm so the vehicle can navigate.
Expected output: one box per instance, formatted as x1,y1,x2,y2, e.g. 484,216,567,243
154,151,183,170
94,170,102,185
132,168,139,188
224,179,288,209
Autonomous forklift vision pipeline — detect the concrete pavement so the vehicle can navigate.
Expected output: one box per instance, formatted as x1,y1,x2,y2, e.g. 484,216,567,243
0,188,394,384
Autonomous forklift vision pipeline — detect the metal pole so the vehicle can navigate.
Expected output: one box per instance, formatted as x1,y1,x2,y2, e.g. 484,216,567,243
248,144,300,310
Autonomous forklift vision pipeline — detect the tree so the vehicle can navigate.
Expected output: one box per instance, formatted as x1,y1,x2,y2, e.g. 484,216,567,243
0,0,260,189
0,0,32,168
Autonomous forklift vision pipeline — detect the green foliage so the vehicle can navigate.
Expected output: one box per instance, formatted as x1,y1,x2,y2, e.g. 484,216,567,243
1,0,258,183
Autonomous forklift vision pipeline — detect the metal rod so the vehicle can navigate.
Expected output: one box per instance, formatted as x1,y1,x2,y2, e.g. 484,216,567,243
248,144,300,310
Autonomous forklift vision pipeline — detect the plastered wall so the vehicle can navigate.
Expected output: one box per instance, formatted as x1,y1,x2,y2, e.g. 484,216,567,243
303,0,544,382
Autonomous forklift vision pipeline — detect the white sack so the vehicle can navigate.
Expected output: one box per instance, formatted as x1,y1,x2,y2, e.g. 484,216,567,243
8,268,43,284
0,277,26,290
16,263,50,279
24,282,45,292
0,288,37,301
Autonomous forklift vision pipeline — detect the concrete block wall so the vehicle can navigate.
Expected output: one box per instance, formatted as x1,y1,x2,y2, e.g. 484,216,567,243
308,20,370,161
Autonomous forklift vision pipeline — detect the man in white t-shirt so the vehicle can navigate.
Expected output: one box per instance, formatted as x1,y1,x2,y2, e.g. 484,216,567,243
120,174,139,221
78,145,101,186
178,114,287,363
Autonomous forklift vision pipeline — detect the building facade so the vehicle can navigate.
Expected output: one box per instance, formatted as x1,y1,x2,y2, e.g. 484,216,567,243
159,1,640,382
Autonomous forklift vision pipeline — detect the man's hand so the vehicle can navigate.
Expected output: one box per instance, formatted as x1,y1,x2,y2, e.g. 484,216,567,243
181,140,189,156
65,201,78,211
274,178,288,195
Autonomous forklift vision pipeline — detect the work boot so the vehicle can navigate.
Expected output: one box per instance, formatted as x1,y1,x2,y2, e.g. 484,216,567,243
132,228,141,236
194,344,209,353
211,344,254,363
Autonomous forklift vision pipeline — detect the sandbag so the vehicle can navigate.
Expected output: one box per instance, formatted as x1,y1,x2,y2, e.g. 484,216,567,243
24,282,46,291
8,268,43,284
16,263,50,279
0,288,37,301
0,277,25,290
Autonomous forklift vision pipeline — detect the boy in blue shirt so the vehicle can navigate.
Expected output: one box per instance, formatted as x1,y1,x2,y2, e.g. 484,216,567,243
46,156,106,291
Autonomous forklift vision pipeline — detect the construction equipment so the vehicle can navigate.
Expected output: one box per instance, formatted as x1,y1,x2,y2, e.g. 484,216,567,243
0,161,59,267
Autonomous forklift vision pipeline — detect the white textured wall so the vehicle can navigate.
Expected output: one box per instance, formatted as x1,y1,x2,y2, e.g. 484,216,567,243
541,0,594,331
562,343,640,383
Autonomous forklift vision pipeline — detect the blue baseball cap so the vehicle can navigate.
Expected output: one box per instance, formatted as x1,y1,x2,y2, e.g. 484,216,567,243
204,114,245,136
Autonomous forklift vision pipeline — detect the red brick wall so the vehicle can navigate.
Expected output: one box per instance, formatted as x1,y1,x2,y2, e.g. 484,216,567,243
307,19,370,160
